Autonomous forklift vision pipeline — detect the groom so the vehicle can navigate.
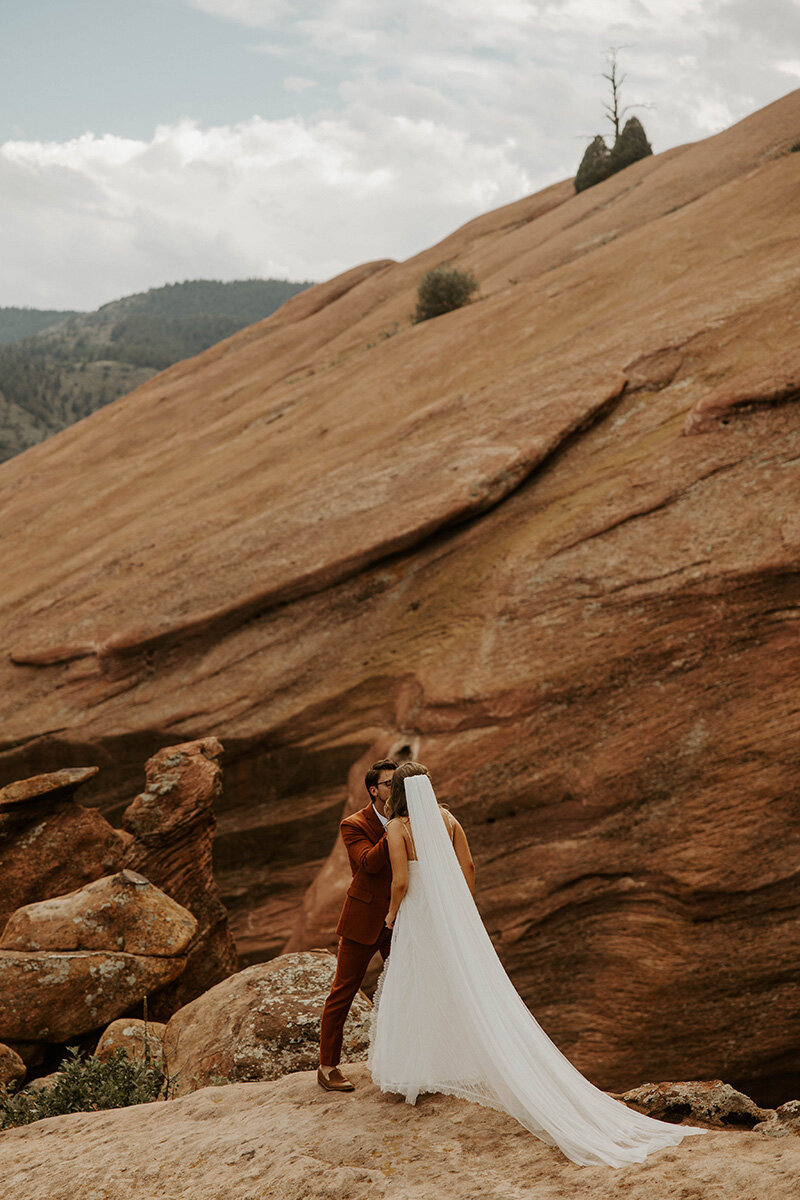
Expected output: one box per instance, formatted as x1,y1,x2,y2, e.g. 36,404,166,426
318,758,398,1092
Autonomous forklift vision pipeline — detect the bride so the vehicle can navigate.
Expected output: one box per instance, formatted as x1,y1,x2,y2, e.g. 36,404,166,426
368,762,708,1168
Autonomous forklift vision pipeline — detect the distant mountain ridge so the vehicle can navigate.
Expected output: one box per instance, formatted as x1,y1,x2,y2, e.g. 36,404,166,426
0,278,312,463
0,306,82,346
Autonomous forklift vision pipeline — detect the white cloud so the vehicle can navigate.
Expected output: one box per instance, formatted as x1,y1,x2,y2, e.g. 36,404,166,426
183,0,798,173
283,75,318,92
2,0,797,307
0,113,531,308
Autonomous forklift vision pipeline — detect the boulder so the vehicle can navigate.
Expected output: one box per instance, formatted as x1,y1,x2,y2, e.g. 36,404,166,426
753,1099,800,1138
2,1041,45,1069
0,872,195,1043
0,948,187,1043
0,1042,25,1088
0,768,130,933
121,739,237,1016
22,1071,59,1093
94,1018,167,1070
0,870,197,956
163,950,371,1094
617,1079,771,1128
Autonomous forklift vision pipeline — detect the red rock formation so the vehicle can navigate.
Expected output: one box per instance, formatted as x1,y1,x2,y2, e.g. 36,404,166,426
0,93,799,1103
0,871,195,1043
0,769,130,933
0,870,197,956
121,739,238,1015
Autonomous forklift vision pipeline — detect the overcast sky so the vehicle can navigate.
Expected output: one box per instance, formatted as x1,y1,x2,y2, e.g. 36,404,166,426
1,0,798,310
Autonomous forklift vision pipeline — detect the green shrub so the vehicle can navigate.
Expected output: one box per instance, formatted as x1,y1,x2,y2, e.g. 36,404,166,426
0,1045,166,1130
609,116,653,172
574,134,614,193
575,118,653,194
412,266,478,324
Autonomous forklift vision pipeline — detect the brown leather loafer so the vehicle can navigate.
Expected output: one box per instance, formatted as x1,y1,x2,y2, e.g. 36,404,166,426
317,1066,355,1092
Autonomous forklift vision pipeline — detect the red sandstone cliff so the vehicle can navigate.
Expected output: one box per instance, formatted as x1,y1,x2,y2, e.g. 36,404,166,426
1,92,799,1103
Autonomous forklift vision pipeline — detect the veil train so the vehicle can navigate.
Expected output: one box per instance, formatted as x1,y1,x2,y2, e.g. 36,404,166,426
368,774,707,1168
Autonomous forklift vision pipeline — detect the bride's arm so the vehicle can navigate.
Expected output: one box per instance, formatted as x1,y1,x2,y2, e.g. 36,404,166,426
385,820,409,929
451,817,476,894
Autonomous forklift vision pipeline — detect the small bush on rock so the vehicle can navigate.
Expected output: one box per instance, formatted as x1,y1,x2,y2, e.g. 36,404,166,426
609,116,653,172
574,134,614,192
0,1046,165,1129
412,266,478,324
574,49,653,192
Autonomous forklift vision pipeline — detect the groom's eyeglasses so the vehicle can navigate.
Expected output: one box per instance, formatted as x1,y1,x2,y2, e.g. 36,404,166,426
376,780,393,789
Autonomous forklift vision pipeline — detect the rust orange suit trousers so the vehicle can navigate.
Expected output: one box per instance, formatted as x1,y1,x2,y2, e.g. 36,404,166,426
319,927,393,1067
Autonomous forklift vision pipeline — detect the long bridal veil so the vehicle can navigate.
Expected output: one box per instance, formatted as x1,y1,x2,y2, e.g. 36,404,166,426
369,774,707,1168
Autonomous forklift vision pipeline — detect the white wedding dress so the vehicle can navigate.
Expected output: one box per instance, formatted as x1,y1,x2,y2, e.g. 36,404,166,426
368,776,707,1168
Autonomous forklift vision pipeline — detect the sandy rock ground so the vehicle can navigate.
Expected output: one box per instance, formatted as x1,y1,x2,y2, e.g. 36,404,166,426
1,1064,798,1200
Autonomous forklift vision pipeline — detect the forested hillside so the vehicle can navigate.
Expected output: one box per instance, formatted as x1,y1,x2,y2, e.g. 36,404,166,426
0,307,82,345
0,278,311,462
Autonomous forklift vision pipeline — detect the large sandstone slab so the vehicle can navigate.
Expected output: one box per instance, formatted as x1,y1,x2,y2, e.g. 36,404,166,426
0,1065,798,1200
0,93,799,1106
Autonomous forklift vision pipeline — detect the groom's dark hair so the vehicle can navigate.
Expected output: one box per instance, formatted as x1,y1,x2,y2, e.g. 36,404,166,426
365,758,398,800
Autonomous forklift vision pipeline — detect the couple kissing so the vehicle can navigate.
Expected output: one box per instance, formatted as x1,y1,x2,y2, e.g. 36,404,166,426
316,757,708,1168
318,758,473,1093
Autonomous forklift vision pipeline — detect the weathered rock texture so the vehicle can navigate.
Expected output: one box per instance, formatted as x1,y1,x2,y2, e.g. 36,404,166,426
618,1080,771,1129
0,870,197,955
754,1100,800,1138
0,873,195,1043
0,950,186,1043
120,739,238,1015
0,1065,799,1200
94,1018,167,1070
0,1042,26,1087
163,950,371,1095
0,768,130,932
1,94,800,1103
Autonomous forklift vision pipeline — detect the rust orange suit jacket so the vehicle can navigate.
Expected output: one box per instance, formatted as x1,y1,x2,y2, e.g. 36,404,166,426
335,802,391,945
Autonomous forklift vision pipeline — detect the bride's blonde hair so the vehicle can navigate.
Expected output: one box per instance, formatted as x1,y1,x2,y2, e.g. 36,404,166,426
385,761,430,819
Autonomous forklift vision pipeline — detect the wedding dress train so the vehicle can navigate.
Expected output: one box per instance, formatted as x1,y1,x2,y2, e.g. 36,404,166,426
368,775,707,1168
